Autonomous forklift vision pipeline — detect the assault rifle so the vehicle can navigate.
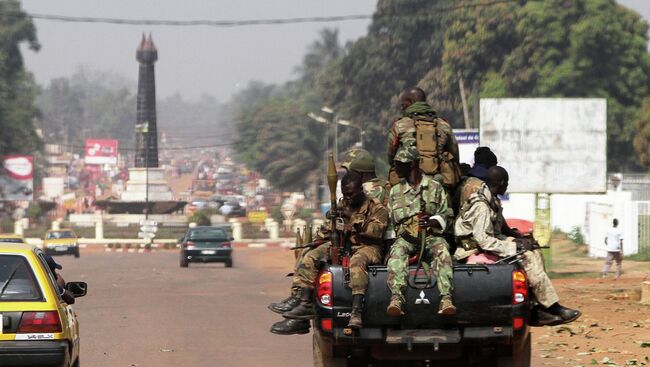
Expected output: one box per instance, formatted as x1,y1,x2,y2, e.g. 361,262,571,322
327,152,341,266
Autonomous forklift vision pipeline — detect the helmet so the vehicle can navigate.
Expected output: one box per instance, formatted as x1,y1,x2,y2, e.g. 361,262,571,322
341,149,375,173
393,145,419,163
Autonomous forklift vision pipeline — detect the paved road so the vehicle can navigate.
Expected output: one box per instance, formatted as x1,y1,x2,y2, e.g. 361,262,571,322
57,248,312,366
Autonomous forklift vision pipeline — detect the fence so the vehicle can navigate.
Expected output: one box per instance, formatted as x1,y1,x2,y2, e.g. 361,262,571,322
637,201,650,256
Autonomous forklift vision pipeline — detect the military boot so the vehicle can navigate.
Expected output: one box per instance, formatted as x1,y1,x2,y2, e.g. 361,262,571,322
270,318,311,335
546,303,581,324
268,289,301,314
438,295,457,315
347,294,364,330
530,308,563,327
386,294,405,317
282,287,315,320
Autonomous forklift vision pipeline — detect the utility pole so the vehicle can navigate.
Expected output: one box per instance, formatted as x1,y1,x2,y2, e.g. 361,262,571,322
472,80,480,130
458,71,471,129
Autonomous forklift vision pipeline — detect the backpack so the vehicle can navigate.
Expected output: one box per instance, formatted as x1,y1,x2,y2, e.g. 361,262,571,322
414,116,461,187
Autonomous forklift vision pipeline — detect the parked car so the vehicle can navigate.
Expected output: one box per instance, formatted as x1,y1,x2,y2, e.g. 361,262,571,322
0,234,25,244
43,229,80,258
179,226,233,268
0,243,87,366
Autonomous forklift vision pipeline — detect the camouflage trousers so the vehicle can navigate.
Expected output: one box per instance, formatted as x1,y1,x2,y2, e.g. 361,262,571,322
386,236,454,302
292,242,382,295
520,249,559,308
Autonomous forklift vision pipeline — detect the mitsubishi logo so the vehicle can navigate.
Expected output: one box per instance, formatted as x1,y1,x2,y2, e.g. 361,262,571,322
415,290,430,305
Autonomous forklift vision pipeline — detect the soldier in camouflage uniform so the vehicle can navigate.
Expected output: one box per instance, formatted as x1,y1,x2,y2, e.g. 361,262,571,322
454,166,581,325
387,87,459,187
385,146,456,316
271,171,388,333
341,148,390,205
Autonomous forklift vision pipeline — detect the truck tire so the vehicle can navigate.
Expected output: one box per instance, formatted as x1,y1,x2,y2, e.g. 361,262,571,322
497,334,531,367
313,331,347,367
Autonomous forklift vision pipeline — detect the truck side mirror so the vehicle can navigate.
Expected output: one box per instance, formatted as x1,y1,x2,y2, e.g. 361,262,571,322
66,281,87,298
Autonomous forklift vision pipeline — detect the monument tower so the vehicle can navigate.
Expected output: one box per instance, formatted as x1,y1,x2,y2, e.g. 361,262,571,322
135,34,159,168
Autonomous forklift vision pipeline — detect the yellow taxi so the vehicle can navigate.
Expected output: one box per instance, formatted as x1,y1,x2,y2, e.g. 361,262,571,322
43,229,80,258
0,243,86,366
0,234,25,244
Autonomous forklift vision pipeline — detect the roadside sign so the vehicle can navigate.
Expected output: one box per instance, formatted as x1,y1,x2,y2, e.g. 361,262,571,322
247,211,268,223
138,232,156,239
139,225,158,233
139,220,157,226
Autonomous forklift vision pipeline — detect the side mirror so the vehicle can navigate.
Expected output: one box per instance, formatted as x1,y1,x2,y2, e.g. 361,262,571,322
66,281,87,298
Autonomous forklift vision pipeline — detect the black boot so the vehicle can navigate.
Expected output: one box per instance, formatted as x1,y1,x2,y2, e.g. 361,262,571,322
546,303,581,324
283,287,315,320
347,294,364,330
270,318,311,335
530,307,563,327
268,290,301,314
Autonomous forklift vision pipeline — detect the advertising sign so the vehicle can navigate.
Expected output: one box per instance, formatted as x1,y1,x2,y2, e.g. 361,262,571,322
454,129,480,165
247,211,268,223
85,139,118,165
0,156,34,201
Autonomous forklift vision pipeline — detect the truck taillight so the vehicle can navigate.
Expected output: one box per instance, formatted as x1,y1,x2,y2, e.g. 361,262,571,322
512,270,528,305
18,311,62,333
317,271,333,307
184,241,195,249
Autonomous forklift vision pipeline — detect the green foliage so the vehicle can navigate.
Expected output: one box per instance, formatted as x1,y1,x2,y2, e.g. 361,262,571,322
633,98,650,168
567,226,585,245
188,210,212,226
0,0,41,157
25,203,43,222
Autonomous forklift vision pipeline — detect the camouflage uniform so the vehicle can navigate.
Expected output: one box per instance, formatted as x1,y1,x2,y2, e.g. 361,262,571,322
386,172,454,303
454,183,560,307
293,197,388,296
363,178,390,206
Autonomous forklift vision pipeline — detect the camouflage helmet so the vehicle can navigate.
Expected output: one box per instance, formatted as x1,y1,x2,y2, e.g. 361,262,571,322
341,149,375,173
393,145,420,163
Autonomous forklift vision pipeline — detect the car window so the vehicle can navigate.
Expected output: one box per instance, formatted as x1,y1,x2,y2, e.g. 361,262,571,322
0,255,43,301
47,231,75,239
0,238,24,243
188,228,228,240
35,252,64,302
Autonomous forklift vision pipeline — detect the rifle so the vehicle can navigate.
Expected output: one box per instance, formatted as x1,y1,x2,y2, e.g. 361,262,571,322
289,240,324,251
327,152,341,266
410,181,431,289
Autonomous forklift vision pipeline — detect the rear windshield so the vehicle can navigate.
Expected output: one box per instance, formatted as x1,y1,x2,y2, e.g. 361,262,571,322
188,228,228,240
46,231,75,239
0,238,24,243
0,255,42,301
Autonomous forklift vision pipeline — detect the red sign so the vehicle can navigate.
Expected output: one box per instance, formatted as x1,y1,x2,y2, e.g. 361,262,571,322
85,139,118,165
1,155,34,201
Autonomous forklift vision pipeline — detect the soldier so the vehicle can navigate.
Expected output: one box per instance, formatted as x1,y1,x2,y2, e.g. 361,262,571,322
386,146,456,316
341,148,389,205
387,87,460,189
271,171,388,333
454,166,581,325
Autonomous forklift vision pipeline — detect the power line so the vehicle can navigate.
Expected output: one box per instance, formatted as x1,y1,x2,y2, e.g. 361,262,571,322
4,1,521,28
57,142,235,152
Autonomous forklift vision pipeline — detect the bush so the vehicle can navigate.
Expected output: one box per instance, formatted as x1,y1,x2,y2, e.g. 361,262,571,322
567,226,585,245
188,210,212,226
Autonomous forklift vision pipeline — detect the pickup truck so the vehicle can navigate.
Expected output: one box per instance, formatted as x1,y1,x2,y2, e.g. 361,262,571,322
312,261,531,367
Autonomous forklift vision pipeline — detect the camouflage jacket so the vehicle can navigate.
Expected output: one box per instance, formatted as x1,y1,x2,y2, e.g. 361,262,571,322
363,178,390,206
318,197,388,247
387,116,459,167
458,176,484,210
453,183,516,259
388,175,450,238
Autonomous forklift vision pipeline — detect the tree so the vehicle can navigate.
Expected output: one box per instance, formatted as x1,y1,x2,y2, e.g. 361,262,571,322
633,98,650,168
0,0,41,157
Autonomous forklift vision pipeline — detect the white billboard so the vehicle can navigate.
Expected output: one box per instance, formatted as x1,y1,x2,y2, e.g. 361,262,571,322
480,98,607,193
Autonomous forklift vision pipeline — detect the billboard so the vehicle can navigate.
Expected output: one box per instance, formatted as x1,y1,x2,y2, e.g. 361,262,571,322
480,98,607,193
454,129,480,165
0,156,34,201
85,139,118,165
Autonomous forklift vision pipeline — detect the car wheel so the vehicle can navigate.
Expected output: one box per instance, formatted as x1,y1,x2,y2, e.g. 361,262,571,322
74,248,80,258
225,259,233,268
180,257,189,268
313,331,347,367
497,333,531,367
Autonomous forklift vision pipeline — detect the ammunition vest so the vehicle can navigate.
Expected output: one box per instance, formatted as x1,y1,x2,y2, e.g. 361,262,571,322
412,115,461,187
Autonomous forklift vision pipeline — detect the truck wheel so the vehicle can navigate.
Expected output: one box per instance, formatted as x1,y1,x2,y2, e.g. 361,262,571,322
497,334,531,367
313,331,347,367
180,257,189,268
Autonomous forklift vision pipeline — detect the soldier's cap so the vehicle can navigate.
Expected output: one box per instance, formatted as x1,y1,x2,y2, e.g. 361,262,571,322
394,145,420,163
340,149,375,173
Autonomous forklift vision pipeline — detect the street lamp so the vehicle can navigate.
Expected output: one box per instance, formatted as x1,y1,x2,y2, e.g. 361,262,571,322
308,107,363,160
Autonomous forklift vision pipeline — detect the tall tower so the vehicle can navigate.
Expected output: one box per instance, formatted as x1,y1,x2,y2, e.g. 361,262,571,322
135,34,159,168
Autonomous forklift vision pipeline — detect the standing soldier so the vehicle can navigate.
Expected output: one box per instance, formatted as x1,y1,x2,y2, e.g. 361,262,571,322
387,87,460,190
386,146,456,316
270,171,388,333
454,166,581,325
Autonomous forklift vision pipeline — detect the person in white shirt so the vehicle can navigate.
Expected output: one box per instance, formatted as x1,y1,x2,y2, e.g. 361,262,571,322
601,218,623,279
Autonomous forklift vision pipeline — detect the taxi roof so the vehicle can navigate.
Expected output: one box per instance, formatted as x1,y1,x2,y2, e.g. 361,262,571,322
0,233,24,239
0,242,37,253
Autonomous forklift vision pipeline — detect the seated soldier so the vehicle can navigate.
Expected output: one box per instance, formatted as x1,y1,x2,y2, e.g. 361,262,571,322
454,166,581,325
386,146,456,317
270,171,388,334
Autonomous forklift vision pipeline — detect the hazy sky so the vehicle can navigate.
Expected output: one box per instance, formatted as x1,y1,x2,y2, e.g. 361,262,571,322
20,0,649,103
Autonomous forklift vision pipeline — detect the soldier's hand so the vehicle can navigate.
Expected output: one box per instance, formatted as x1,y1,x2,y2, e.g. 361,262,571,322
418,216,442,229
341,206,353,220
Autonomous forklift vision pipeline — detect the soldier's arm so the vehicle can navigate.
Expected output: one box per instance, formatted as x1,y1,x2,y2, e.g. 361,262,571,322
387,121,399,165
468,203,517,257
357,204,389,241
423,183,448,233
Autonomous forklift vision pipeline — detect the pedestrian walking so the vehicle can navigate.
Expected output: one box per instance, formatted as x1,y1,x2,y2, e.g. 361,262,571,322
601,218,624,279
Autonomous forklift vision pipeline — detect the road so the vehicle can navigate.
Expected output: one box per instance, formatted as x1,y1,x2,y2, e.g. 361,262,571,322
56,247,650,366
57,248,312,367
